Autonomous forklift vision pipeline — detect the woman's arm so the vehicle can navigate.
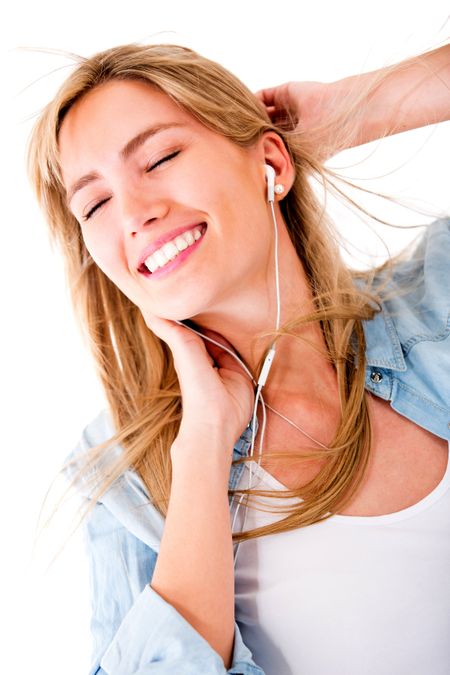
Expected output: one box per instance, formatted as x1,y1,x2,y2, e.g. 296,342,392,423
83,486,265,674
332,44,450,149
139,314,256,672
150,441,236,670
256,44,450,158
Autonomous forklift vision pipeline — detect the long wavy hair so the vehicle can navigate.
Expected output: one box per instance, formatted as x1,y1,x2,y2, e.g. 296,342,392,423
28,43,426,545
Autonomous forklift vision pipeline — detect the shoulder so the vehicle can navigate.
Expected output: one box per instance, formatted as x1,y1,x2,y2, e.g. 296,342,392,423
62,409,166,551
61,408,119,497
376,217,450,348
361,218,450,438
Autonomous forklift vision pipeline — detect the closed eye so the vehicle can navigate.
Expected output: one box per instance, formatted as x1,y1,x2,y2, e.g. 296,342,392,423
83,197,111,221
146,150,180,172
82,151,180,221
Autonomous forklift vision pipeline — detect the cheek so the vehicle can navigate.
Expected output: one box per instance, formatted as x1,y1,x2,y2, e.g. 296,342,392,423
197,170,244,222
82,228,127,286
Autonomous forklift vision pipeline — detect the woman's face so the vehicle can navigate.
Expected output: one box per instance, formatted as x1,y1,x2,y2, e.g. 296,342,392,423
59,79,283,320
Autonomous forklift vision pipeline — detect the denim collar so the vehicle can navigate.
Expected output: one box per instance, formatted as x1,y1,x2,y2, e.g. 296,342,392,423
233,416,259,458
362,306,406,372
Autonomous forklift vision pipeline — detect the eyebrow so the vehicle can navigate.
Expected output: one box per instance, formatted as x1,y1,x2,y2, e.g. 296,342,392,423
66,122,186,205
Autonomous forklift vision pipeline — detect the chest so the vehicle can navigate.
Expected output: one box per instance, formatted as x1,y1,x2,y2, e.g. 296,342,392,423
234,472,450,675
255,393,449,516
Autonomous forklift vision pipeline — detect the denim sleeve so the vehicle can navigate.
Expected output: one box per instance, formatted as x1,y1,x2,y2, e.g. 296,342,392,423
85,501,265,675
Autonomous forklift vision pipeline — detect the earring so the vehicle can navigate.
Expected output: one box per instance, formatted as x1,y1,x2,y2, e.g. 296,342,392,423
274,183,285,195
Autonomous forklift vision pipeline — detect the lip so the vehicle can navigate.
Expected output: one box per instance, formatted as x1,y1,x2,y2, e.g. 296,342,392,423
139,224,207,279
137,222,207,269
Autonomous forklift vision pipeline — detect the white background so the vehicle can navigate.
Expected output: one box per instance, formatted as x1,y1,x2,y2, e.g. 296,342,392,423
2,2,449,673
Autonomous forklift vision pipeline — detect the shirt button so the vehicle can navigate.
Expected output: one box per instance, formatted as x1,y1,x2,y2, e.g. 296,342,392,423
370,371,383,383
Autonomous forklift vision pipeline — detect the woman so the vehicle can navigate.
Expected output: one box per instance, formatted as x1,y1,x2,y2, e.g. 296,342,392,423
28,43,450,674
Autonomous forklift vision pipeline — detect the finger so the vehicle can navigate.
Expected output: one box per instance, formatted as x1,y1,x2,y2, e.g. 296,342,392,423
199,328,247,376
143,312,219,382
259,106,278,123
254,87,278,106
143,312,251,384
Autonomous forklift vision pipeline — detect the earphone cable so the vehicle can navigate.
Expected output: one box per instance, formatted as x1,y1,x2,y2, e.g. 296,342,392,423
172,182,329,566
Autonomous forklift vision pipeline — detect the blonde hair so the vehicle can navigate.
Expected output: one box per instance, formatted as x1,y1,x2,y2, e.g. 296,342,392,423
28,43,426,545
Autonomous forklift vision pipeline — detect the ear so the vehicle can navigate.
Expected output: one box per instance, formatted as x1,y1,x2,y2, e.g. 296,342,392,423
258,131,295,199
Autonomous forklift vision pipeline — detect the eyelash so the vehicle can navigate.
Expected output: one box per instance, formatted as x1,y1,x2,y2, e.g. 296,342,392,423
82,150,181,221
83,198,110,221
145,149,180,173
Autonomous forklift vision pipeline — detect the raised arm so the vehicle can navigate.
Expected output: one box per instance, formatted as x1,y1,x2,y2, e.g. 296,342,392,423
256,44,450,159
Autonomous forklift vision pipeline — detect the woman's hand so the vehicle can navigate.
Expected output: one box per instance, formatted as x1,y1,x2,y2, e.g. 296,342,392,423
255,80,330,134
256,80,341,159
143,312,256,465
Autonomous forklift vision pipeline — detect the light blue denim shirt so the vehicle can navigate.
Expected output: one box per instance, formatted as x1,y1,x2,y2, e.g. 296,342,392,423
65,217,450,674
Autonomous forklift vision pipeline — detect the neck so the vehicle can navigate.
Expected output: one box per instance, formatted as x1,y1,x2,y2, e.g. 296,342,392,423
188,220,339,407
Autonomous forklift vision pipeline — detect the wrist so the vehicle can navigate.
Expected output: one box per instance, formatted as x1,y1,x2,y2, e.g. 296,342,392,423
326,73,379,150
170,433,235,483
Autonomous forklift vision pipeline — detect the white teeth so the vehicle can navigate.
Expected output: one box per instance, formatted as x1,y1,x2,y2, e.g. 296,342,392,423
161,241,179,260
145,258,161,274
154,249,169,266
184,230,195,245
143,225,205,273
174,236,188,251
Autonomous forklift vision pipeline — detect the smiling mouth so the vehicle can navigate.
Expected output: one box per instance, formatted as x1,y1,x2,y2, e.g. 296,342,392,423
138,223,207,277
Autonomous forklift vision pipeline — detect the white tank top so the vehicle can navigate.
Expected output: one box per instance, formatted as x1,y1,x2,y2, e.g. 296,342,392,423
233,442,450,675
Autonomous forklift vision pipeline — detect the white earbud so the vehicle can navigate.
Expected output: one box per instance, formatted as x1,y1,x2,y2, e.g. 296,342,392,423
264,164,276,203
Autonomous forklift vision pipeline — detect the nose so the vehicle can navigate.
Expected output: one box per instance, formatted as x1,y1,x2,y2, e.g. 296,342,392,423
118,184,170,237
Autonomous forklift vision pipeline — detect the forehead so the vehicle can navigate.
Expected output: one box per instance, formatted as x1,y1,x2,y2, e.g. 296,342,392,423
60,79,196,136
58,80,205,180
